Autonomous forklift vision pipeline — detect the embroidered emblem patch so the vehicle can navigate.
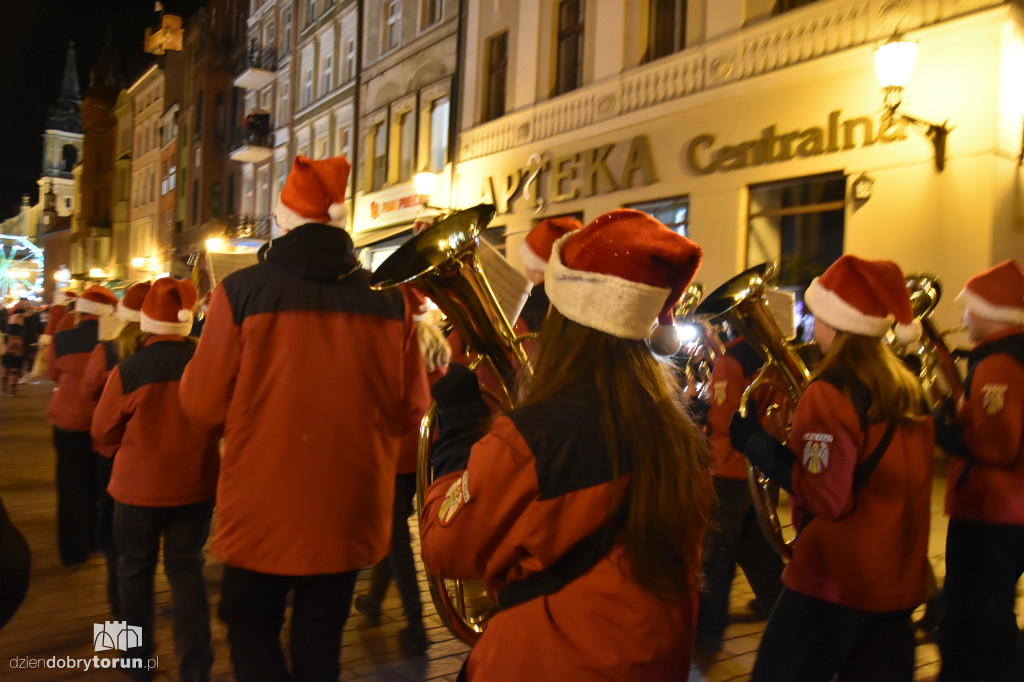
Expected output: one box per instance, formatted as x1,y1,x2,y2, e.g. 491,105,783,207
437,471,471,527
981,384,1008,416
802,432,834,474
713,381,728,406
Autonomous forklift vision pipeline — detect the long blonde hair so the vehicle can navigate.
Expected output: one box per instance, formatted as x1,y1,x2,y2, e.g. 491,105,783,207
519,309,713,598
114,322,146,362
812,332,928,424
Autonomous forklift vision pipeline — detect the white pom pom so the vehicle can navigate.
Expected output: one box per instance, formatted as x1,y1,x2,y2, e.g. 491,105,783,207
328,202,348,223
895,321,922,346
649,324,683,357
178,309,191,323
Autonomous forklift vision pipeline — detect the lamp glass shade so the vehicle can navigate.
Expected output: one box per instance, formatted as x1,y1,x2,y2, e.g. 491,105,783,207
875,39,918,88
414,171,438,196
131,257,145,268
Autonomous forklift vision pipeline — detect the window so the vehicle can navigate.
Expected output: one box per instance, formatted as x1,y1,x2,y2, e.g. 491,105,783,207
192,180,199,224
337,125,351,158
317,137,329,159
195,92,204,136
228,174,236,215
747,172,845,292
371,122,387,191
321,51,333,95
259,167,271,214
195,147,202,167
627,196,689,236
428,96,449,171
265,21,275,52
303,64,314,107
397,111,415,182
169,164,176,190
283,8,292,52
772,0,819,15
648,0,686,60
308,0,317,25
484,32,508,122
422,0,442,27
279,78,290,119
384,0,401,51
556,0,584,95
211,182,222,218
275,160,288,198
215,91,226,139
343,37,356,81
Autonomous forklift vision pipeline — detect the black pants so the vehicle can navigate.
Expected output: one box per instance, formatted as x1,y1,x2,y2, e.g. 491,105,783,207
219,564,358,682
938,518,1024,682
364,473,423,624
53,428,103,567
751,587,915,682
697,477,785,642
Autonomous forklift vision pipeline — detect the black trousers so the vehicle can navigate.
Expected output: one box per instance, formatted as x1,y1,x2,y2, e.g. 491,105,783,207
218,564,358,682
364,473,423,624
751,587,915,682
53,428,103,567
938,518,1024,682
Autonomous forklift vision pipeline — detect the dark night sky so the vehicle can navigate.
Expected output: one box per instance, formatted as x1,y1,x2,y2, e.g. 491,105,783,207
0,0,205,219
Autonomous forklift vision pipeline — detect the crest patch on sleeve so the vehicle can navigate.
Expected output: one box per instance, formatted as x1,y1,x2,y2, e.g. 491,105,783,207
437,471,471,527
981,384,1008,415
713,381,728,406
801,432,833,474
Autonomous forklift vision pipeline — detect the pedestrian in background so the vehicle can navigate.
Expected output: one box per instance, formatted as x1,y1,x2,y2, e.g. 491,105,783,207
421,209,712,681
179,155,431,682
45,284,118,568
92,277,218,682
934,259,1024,682
730,255,934,681
2,311,25,396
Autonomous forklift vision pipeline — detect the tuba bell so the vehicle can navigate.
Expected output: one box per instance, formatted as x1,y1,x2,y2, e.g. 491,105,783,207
693,263,812,560
369,203,532,644
897,273,966,409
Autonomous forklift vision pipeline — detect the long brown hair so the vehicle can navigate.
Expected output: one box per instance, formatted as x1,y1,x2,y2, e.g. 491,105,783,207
518,309,713,598
812,332,928,424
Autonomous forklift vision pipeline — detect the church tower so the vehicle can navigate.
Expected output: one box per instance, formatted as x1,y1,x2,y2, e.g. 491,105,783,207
39,43,84,220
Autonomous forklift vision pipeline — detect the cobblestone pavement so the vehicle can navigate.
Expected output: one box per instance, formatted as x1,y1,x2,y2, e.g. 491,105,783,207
2,378,998,680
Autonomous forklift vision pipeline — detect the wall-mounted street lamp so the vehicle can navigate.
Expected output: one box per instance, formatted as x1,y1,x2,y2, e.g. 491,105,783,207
414,171,452,213
874,32,951,172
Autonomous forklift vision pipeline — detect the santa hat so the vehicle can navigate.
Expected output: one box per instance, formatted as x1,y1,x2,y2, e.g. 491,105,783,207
520,216,583,275
274,155,351,233
141,277,198,336
955,259,1024,325
116,281,152,323
545,208,703,355
804,255,920,344
76,284,118,317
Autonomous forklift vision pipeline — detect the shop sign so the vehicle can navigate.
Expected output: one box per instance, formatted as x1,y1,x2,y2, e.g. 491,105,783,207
369,193,428,220
685,110,908,175
481,135,658,214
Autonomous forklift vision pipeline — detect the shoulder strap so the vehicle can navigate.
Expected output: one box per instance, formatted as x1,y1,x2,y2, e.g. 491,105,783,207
964,333,1024,398
494,495,630,613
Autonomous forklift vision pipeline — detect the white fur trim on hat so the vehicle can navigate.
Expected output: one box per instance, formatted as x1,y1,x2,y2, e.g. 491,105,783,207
956,288,1024,325
274,197,347,233
76,297,115,317
140,309,194,336
804,277,893,337
894,321,922,345
519,240,547,276
117,307,141,323
544,233,669,340
328,202,348,225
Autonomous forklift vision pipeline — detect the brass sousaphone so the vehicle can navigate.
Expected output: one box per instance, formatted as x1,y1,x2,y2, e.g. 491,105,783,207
369,204,533,643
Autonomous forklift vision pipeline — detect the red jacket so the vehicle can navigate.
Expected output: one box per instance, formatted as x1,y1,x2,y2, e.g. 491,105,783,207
91,336,219,506
46,317,101,431
179,223,430,576
783,379,933,612
945,330,1024,524
421,391,699,681
706,338,763,480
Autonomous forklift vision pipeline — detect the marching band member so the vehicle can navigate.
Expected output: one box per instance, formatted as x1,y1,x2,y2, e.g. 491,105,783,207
179,155,431,682
420,209,713,681
91,278,218,681
45,284,118,568
934,259,1024,682
729,255,934,681
517,216,582,332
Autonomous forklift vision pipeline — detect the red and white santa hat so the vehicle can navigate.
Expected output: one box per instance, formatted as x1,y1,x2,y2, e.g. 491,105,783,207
545,208,703,355
804,254,920,344
140,277,198,336
116,281,152,323
955,259,1024,325
75,284,118,317
274,155,351,233
520,216,583,275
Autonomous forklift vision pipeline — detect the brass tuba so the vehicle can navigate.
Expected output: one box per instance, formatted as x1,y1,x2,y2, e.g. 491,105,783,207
897,273,965,409
692,263,812,560
368,203,532,644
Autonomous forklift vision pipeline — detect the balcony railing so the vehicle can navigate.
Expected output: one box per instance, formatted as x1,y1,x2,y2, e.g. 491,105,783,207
229,116,275,163
226,214,272,241
234,46,277,90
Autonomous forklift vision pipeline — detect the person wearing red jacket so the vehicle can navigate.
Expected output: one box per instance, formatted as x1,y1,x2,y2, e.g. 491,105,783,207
46,284,118,568
421,209,712,681
694,332,785,650
179,155,431,682
79,280,152,617
517,215,581,332
729,255,934,681
92,277,218,681
934,259,1024,682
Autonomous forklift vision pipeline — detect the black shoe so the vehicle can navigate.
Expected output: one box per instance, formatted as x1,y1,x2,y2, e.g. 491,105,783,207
399,622,428,657
354,594,381,626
